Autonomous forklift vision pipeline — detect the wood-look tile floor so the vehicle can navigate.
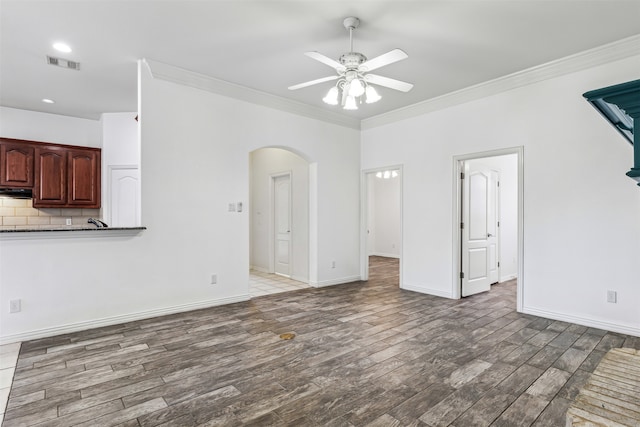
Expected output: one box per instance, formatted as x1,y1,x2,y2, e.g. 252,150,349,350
4,256,639,426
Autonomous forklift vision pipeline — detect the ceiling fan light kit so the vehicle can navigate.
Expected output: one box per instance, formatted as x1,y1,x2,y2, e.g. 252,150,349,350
288,16,413,111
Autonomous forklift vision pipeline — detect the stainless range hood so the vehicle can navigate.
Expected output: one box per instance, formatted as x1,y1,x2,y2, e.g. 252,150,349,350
0,188,33,198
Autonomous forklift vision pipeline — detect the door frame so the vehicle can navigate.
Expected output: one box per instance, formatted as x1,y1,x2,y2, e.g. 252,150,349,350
360,165,403,286
269,171,292,276
452,147,524,311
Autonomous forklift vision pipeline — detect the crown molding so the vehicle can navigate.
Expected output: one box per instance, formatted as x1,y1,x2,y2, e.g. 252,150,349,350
144,35,639,132
143,59,361,130
362,34,640,130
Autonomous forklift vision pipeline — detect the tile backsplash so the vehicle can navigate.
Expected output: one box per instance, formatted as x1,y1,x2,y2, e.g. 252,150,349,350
0,196,102,230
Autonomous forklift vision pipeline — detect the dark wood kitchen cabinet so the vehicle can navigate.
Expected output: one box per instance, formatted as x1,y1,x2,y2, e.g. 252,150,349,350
33,145,101,208
0,140,34,188
0,138,101,208
33,145,67,206
66,148,100,207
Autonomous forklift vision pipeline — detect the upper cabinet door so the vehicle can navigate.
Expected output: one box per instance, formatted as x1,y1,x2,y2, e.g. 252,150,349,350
0,142,34,188
33,146,67,207
67,148,100,208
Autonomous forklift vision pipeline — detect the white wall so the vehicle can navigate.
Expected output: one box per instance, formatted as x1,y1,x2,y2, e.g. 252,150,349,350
468,155,518,282
362,54,640,336
0,62,360,343
0,106,101,147
101,112,139,165
368,173,401,258
101,112,140,226
250,148,309,282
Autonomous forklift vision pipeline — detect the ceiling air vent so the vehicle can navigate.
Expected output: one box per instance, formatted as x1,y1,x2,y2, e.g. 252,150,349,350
46,55,80,70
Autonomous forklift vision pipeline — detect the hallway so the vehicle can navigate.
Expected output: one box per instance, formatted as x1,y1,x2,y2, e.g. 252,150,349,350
249,270,310,297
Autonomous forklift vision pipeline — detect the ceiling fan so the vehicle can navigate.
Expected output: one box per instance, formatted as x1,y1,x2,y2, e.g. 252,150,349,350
288,17,413,110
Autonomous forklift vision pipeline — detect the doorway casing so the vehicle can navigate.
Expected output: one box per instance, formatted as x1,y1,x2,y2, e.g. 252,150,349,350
360,165,403,286
249,146,313,286
452,147,524,311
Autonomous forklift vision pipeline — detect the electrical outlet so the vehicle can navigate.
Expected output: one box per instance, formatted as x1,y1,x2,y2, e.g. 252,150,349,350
331,260,336,269
9,299,21,313
236,202,243,212
66,218,72,226
211,274,217,285
607,290,617,303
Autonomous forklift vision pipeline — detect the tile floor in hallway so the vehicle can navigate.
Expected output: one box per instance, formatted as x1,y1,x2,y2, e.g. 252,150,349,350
249,270,310,298
2,256,639,426
0,342,20,425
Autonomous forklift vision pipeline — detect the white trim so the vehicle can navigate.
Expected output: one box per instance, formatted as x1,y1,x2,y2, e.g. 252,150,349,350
362,35,640,130
249,265,269,274
0,294,251,345
401,283,453,299
144,37,639,131
523,306,640,338
369,252,400,259
452,147,524,313
290,274,308,284
310,275,361,288
499,274,517,283
144,59,360,130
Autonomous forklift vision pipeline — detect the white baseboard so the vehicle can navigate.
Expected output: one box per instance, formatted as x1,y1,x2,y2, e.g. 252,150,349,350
0,294,251,346
522,306,640,338
249,265,269,273
310,275,362,288
499,274,517,283
369,252,400,259
249,266,307,284
401,283,454,299
290,274,309,284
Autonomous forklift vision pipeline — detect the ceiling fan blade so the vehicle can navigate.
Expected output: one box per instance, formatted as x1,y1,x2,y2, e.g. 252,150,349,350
305,51,345,71
359,49,408,72
288,75,339,91
365,74,414,92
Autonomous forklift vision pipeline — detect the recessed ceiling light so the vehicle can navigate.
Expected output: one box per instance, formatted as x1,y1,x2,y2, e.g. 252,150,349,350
53,42,72,53
42,98,55,104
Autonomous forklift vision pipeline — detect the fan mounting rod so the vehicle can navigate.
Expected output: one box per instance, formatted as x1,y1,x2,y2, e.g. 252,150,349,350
343,17,360,53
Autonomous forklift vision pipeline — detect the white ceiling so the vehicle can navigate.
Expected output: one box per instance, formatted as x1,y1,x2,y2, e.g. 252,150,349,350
1,1,639,122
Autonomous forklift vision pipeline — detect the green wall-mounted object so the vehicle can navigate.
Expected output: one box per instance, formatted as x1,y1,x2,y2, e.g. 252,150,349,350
583,79,640,186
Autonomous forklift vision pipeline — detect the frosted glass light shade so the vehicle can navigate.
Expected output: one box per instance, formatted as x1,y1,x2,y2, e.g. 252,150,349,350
365,85,381,103
348,79,365,97
322,86,339,105
344,96,358,110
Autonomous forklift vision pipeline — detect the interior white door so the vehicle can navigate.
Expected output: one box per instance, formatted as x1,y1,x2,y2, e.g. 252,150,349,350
273,174,291,277
109,167,140,227
462,162,499,297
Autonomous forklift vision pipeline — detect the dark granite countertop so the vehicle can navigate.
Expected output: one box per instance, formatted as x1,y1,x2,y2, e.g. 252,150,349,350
0,227,146,238
0,226,146,233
